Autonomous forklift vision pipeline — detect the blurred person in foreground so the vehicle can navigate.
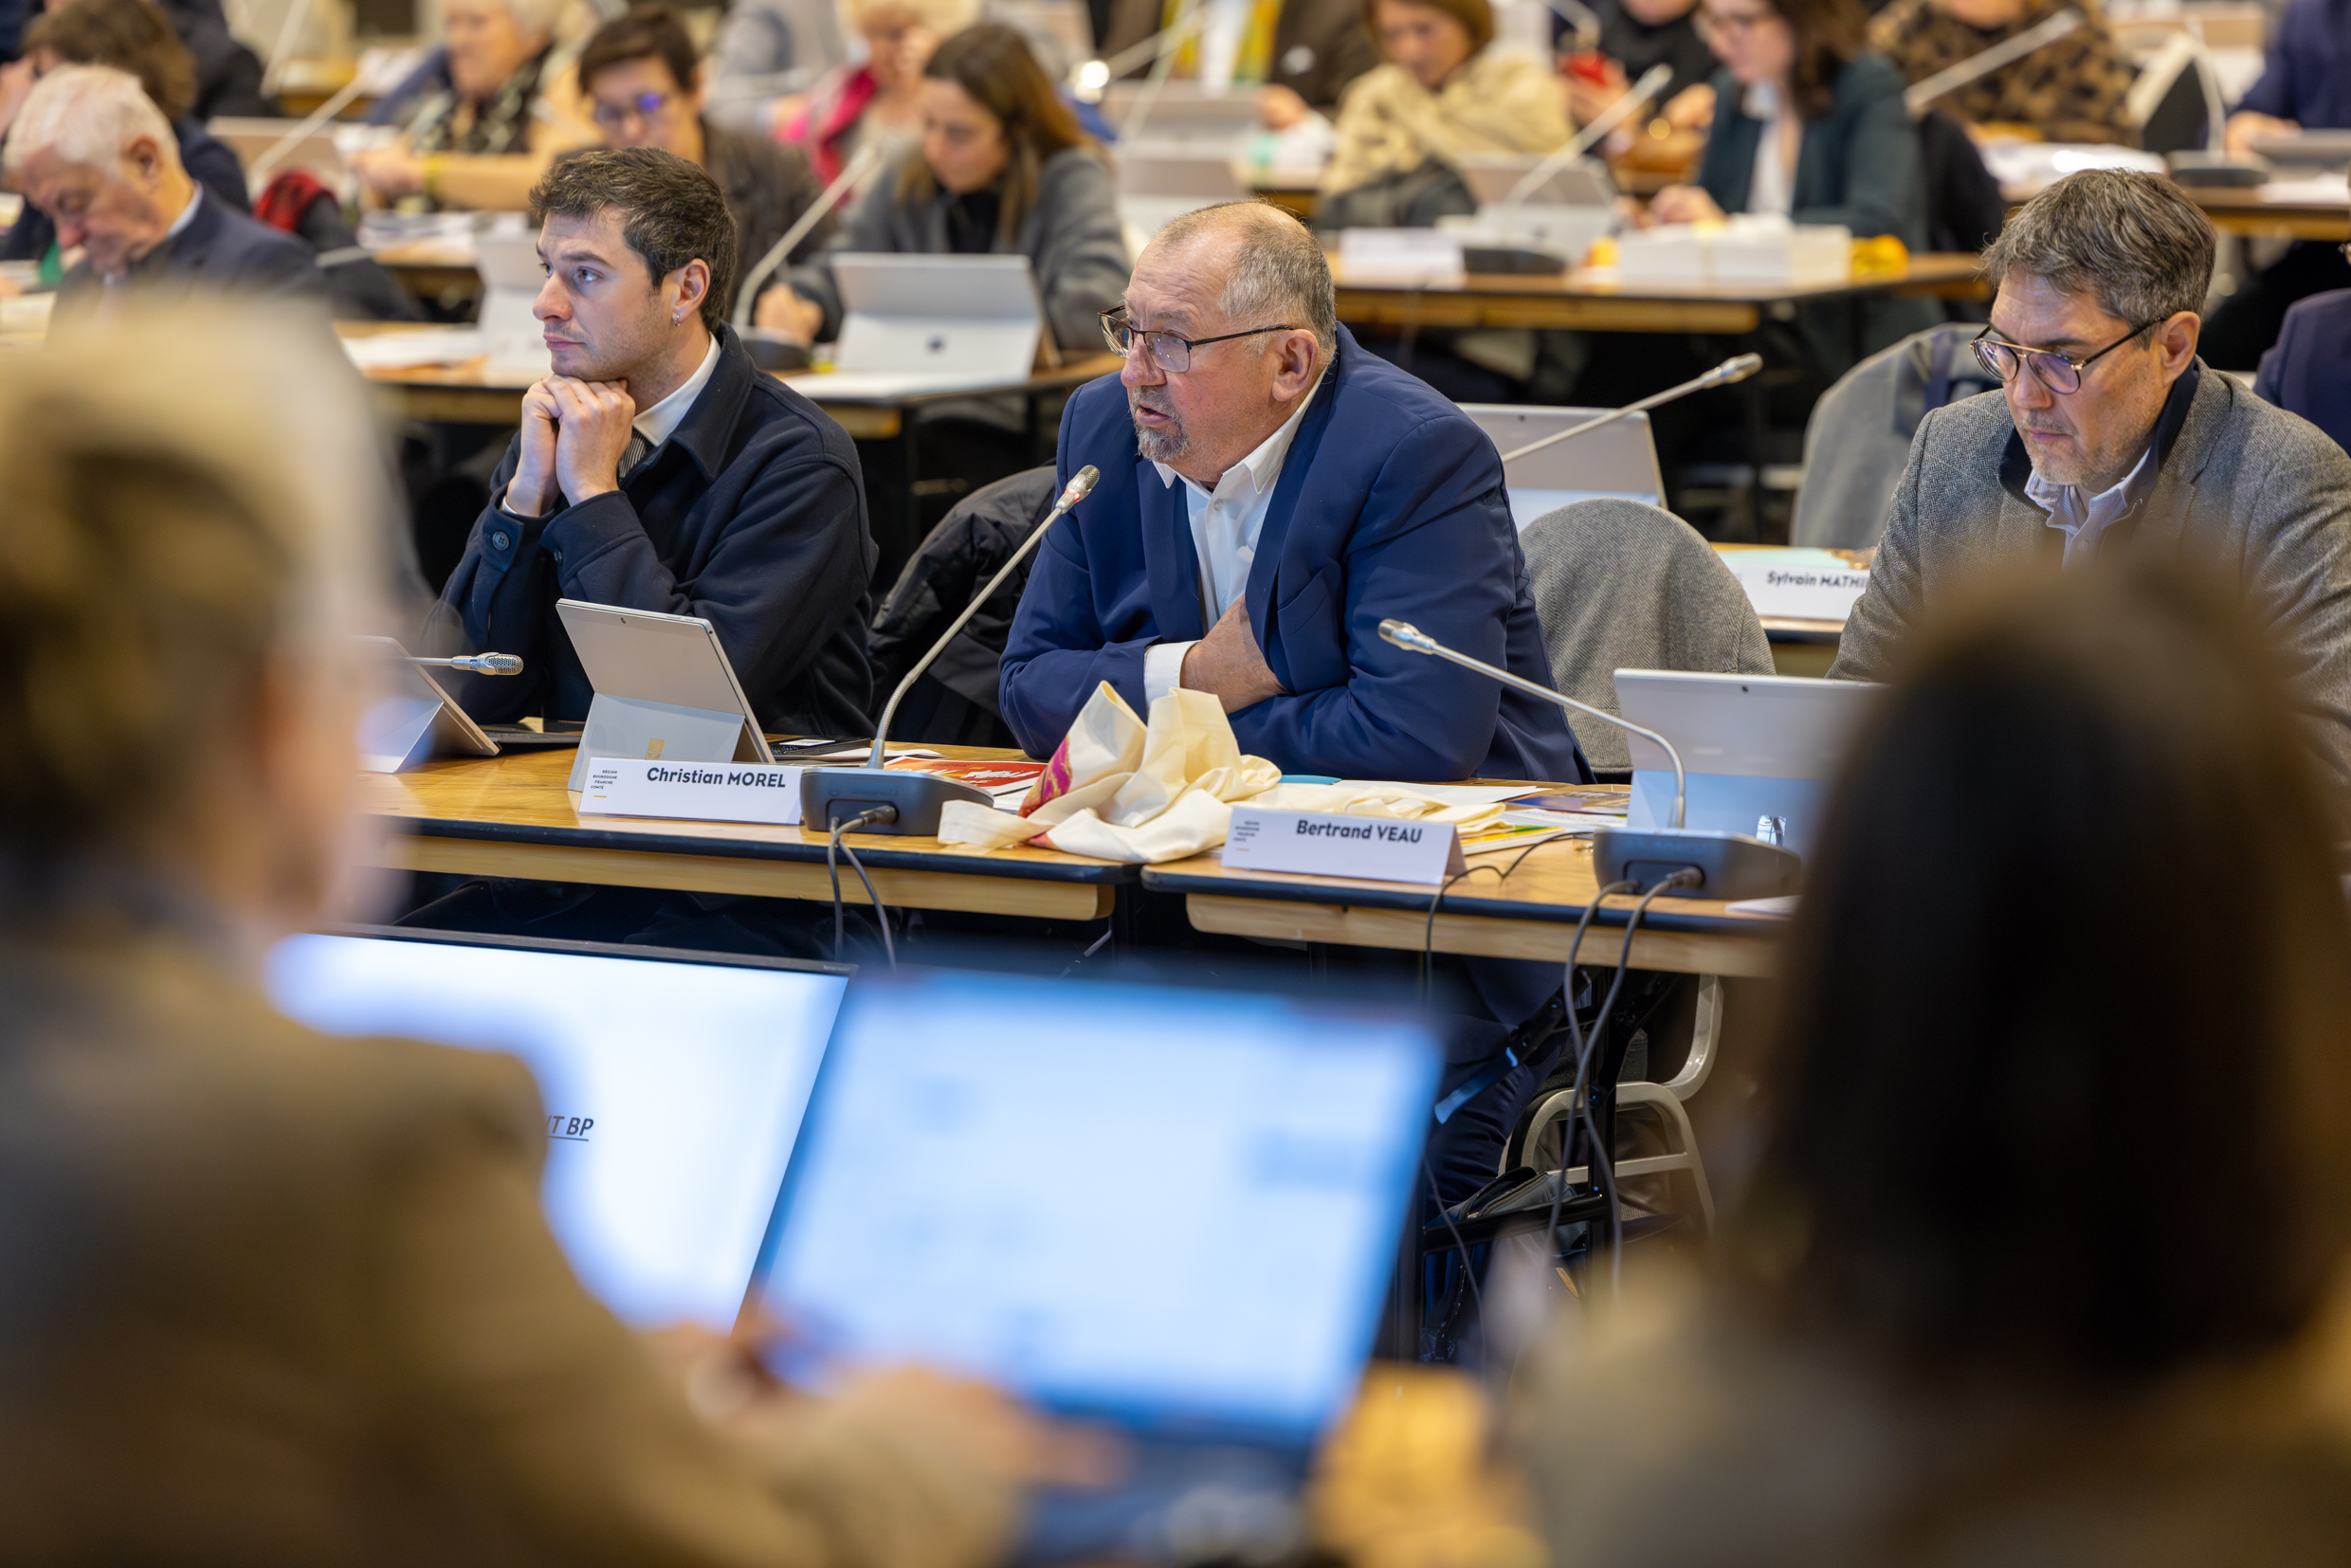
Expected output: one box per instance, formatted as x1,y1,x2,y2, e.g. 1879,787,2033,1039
0,297,1042,1561
1521,560,2351,1565
3,64,320,307
574,4,833,322
1831,168,2351,803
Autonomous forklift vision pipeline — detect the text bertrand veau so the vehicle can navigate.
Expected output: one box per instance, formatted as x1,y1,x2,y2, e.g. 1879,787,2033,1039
1292,819,1430,843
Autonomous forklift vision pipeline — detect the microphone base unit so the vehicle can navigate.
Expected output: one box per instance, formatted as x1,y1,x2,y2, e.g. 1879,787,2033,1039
1594,828,1800,903
800,766,994,837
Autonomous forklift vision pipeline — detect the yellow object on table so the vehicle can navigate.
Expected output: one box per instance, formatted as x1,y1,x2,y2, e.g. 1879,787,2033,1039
1850,234,1909,277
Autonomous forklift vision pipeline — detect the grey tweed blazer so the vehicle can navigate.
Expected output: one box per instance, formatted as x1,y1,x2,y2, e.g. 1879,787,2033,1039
1830,362,2351,796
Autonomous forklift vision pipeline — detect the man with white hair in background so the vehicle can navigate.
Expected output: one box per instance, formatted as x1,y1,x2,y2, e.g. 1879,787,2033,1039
4,64,322,307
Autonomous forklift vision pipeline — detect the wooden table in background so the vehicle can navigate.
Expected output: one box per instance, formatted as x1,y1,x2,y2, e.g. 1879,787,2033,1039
365,745,1131,921
1140,832,1785,977
340,322,1121,435
1331,252,1988,336
2187,184,2351,241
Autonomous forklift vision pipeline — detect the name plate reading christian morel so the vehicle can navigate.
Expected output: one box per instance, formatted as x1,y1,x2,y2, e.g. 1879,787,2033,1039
1223,808,1467,885
578,757,805,827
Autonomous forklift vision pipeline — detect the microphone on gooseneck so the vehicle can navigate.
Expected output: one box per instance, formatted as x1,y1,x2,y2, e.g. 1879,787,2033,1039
1376,619,1800,901
1496,354,1762,467
409,652,525,675
799,465,1103,836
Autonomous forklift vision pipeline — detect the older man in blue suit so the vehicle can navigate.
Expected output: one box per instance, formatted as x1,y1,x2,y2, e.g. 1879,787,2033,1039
5,64,321,311
1000,200,1585,786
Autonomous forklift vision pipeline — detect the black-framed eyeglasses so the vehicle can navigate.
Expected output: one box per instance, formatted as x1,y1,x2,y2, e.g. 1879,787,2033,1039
590,89,675,130
1971,318,2163,395
1100,308,1297,373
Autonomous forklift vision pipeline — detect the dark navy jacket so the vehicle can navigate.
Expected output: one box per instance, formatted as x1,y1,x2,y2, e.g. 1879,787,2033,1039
2256,287,2351,458
54,186,321,308
999,327,1588,783
436,325,878,737
2235,0,2351,127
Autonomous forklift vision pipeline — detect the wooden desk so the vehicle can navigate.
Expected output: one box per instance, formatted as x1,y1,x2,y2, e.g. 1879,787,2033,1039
2187,183,2350,242
339,322,1121,435
365,746,1131,921
1140,833,1784,977
1331,252,1988,335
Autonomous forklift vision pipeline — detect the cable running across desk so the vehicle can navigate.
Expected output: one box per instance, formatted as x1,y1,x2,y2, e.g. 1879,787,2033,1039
826,809,899,968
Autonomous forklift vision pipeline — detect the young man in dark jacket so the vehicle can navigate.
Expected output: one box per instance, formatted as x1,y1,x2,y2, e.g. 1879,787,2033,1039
435,145,877,736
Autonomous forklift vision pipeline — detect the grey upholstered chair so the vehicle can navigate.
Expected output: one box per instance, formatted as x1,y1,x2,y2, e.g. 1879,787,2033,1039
1519,497,1776,772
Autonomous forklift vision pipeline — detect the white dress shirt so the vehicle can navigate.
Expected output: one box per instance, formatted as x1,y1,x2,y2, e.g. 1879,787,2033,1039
1741,80,1794,217
631,333,722,452
1141,370,1329,705
2024,438,2159,565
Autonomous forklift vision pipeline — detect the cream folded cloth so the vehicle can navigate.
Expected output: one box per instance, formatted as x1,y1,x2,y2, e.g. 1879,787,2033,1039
936,683,1510,864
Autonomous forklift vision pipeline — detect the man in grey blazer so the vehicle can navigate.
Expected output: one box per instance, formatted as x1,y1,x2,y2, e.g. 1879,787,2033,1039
1832,169,2351,799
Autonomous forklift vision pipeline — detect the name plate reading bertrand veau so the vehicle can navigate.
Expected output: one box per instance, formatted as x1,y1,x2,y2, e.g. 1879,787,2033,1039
1222,808,1467,885
578,758,805,827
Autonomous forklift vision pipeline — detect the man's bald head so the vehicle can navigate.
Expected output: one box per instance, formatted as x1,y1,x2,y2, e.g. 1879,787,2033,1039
1146,201,1337,360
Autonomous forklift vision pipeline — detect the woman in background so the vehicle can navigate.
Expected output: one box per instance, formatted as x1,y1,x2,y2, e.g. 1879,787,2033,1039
781,0,976,186
1521,561,2351,1564
770,21,1125,351
354,0,597,211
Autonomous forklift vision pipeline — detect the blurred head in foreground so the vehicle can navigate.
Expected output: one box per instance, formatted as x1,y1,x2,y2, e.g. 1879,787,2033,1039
1522,562,2351,1565
1752,559,2351,1386
0,301,390,943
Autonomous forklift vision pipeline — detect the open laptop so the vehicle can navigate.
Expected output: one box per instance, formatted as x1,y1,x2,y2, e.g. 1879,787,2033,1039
1462,404,1665,524
786,254,1049,400
264,928,851,1329
1117,150,1251,239
1101,83,1264,145
1613,670,1880,858
756,969,1440,1564
207,116,349,187
556,600,776,790
1453,151,1616,208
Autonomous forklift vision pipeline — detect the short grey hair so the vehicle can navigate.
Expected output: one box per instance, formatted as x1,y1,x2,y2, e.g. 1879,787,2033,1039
1155,200,1338,359
485,0,566,40
2,64,176,178
1982,169,2214,331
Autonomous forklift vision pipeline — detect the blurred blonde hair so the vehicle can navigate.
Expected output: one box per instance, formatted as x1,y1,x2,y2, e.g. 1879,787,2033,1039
0,303,393,862
840,0,978,37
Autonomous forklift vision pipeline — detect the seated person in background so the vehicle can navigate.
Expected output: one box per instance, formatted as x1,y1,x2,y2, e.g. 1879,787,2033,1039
1098,0,1383,132
574,4,833,323
1522,560,2351,1566
0,297,1035,1562
779,0,973,184
147,0,264,117
1647,0,1936,383
1566,0,1718,156
767,22,1127,350
1868,0,2133,145
705,0,851,134
1,0,246,283
1833,170,2351,800
2205,0,2351,369
1000,200,1586,787
1319,0,1573,399
434,147,877,738
1319,0,1569,229
2254,279,2351,459
354,0,597,212
4,64,320,306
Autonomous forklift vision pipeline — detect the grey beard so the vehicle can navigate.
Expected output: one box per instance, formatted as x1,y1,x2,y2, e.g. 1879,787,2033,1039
1131,411,1190,465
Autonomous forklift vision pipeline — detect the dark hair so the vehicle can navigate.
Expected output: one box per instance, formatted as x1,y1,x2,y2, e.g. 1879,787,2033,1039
1748,0,1865,120
1984,169,2215,331
1359,0,1494,58
902,23,1093,240
576,3,701,101
1741,561,2351,1390
25,0,197,121
529,146,737,332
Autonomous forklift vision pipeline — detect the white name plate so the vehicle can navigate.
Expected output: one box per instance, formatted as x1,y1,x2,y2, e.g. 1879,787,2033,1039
1223,808,1467,885
1725,559,1869,623
578,757,805,826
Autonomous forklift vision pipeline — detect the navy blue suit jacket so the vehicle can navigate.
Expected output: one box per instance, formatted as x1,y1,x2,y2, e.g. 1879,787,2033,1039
1000,327,1588,783
434,325,878,737
55,187,322,309
2256,288,2351,458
